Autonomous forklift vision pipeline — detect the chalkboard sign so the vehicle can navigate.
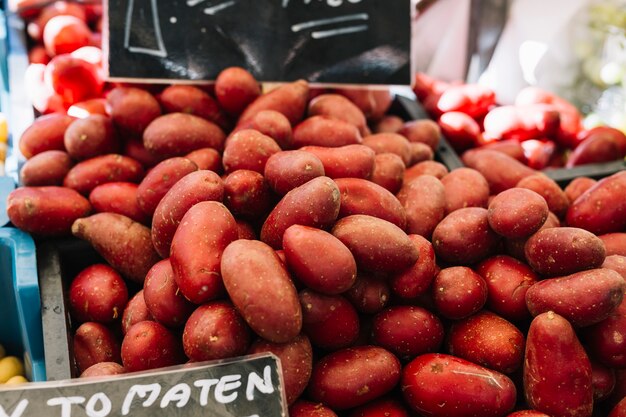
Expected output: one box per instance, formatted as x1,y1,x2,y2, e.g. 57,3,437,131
105,0,412,85
0,354,287,417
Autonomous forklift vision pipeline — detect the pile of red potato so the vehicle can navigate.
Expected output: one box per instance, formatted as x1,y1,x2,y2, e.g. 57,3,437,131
3,2,626,416
414,72,626,170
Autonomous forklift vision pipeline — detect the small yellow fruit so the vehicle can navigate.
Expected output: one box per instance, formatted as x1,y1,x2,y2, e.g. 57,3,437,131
0,356,25,383
0,142,6,161
0,113,7,144
4,375,28,385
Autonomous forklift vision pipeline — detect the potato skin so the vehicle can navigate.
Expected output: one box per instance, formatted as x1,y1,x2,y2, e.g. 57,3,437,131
488,188,549,239
584,291,626,368
564,177,597,204
221,239,302,343
348,397,411,417
143,259,194,328
397,175,446,238
344,274,391,314
332,214,418,273
308,93,368,136
63,114,119,160
462,148,536,194
143,112,226,157
264,150,325,195
158,84,230,130
73,322,121,375
517,173,569,219
223,169,273,219
447,311,524,374
80,362,125,378
106,86,161,137
370,153,405,194
441,167,490,214
362,133,412,166
69,264,128,324
136,157,198,216
524,311,593,417
121,321,185,372
19,113,74,158
289,400,338,417
89,182,148,224
63,154,144,195
248,334,313,405
401,353,517,417
566,171,626,235
222,129,281,174
283,225,356,295
20,150,73,186
432,207,500,265
433,267,488,320
293,116,362,148
215,67,261,116
72,213,161,284
600,233,626,257
261,176,341,249
335,177,406,229
151,170,224,258
307,346,401,410
7,186,91,236
300,144,375,180
390,234,437,299
121,290,153,335
170,201,238,304
524,227,606,277
238,79,308,126
404,160,448,181
183,301,251,361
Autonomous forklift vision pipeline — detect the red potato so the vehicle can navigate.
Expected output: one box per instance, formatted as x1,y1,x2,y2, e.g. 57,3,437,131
370,153,405,194
390,234,437,299
335,178,406,229
123,138,164,168
344,274,391,314
435,83,496,118
334,88,392,121
505,210,561,261
524,311,593,417
45,54,103,107
300,144,375,180
604,255,626,280
399,119,441,150
143,112,226,157
308,93,368,135
462,148,537,194
80,362,125,378
408,142,435,165
106,86,161,138
7,186,91,236
136,157,198,216
403,160,449,182
441,167,490,214
69,264,128,324
477,255,538,323
283,225,356,295
215,67,261,115
432,207,500,265
591,360,616,402
73,322,121,375
300,290,360,350
248,335,313,405
506,412,551,417
447,311,525,374
183,301,251,361
483,104,560,142
565,177,597,204
89,182,148,224
609,398,626,417
264,150,325,195
349,397,410,417
222,129,281,173
362,133,412,166
170,201,237,304
221,239,302,343
151,170,224,258
64,154,144,195
68,98,108,119
292,116,362,148
517,174,569,219
234,110,293,150
19,113,74,158
121,290,153,335
63,114,119,161
567,171,626,235
600,233,626,256
223,169,273,219
584,291,626,368
525,268,625,326
261,176,340,249
520,139,557,170
43,15,90,56
143,259,194,328
121,321,185,372
567,127,626,167
308,346,401,410
373,115,404,133
576,126,626,156
401,353,517,417
332,215,418,273
397,174,446,238
19,150,73,186
525,227,606,277
289,401,337,417
482,139,527,162
372,306,443,359
432,267,488,319
438,111,482,152
238,79,308,126
488,188,549,239
158,84,230,130
184,148,222,172
72,213,161,284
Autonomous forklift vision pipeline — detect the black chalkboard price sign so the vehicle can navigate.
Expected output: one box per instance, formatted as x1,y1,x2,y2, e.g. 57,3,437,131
105,0,412,85
0,354,287,417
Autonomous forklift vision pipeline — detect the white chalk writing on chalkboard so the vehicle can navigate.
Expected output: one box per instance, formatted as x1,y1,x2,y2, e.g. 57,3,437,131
123,0,167,57
0,399,28,417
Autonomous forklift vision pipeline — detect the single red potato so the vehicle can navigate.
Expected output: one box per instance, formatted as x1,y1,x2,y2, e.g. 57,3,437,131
564,177,597,204
600,233,626,256
432,267,488,320
300,144,375,180
487,188,549,239
19,150,73,186
80,362,125,378
63,114,119,161
390,234,437,299
441,168,490,214
89,182,148,224
143,259,195,328
223,129,281,173
215,66,261,116
289,400,338,417
237,79,309,126
158,84,230,130
344,274,391,314
64,154,145,195
69,264,128,324
293,116,362,148
121,321,185,372
308,93,368,135
584,291,626,368
106,86,161,138
73,322,122,375
223,169,273,219
264,150,325,195
397,174,446,238
121,290,153,335
370,153,405,194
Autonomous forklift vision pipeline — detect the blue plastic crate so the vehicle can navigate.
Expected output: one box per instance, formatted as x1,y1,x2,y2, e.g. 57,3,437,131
0,226,46,382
